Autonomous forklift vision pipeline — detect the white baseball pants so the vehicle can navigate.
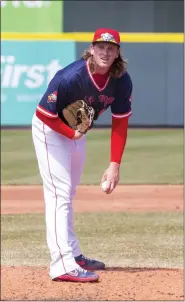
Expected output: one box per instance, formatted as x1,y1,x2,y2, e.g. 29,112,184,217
32,114,85,279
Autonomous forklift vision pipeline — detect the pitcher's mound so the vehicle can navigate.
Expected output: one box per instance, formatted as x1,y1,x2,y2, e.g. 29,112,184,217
1,266,184,300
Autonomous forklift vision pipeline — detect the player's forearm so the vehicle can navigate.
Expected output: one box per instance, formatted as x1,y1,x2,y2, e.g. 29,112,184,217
110,116,129,164
36,109,75,139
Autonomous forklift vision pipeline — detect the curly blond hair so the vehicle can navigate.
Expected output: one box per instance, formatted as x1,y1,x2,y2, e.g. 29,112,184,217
82,46,128,78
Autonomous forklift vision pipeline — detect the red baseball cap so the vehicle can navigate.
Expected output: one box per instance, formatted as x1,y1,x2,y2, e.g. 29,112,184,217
92,28,120,47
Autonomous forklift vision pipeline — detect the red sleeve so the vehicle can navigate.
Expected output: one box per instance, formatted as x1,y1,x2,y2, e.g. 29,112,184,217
111,116,129,164
36,109,75,139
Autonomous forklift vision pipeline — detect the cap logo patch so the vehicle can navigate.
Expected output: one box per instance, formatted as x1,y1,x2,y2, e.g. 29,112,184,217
96,32,117,44
101,33,115,41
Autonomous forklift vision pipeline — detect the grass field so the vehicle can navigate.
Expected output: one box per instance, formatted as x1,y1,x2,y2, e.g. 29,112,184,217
1,128,184,282
1,128,183,184
1,212,183,268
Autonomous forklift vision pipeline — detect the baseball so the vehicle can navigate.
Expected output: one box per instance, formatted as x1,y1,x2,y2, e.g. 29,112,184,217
101,180,109,192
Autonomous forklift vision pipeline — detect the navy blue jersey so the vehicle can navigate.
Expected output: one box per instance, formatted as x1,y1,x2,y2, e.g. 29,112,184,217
37,58,132,121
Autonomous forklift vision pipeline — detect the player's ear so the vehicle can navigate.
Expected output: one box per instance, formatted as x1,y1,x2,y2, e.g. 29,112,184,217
90,44,94,56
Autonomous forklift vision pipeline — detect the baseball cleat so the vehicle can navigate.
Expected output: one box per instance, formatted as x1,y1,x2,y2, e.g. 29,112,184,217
75,254,105,270
53,267,99,282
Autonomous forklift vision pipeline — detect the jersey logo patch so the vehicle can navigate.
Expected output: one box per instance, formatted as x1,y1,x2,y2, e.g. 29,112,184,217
47,91,57,103
99,95,114,107
85,95,114,108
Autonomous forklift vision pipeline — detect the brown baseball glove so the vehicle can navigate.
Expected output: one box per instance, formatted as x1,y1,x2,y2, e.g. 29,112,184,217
62,100,95,134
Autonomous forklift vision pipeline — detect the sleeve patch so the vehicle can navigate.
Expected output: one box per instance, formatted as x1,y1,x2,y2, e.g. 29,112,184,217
47,91,58,103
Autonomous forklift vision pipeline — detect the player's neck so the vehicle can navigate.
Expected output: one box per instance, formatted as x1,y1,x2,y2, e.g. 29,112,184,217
94,66,109,75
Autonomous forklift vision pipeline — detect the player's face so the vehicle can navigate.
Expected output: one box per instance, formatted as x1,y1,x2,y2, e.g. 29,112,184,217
90,42,119,71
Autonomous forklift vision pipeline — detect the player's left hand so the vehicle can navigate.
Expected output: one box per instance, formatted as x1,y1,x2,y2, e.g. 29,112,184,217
62,100,95,134
100,162,120,194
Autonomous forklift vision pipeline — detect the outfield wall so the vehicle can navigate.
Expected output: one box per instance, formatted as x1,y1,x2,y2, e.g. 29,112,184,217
77,42,184,127
63,0,184,33
1,33,184,127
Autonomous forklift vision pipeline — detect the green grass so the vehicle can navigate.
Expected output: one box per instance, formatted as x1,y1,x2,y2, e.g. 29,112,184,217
1,128,183,184
1,212,183,268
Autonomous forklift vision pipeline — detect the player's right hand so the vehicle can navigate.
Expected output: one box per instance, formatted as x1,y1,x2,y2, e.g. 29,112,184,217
100,162,120,194
73,130,84,140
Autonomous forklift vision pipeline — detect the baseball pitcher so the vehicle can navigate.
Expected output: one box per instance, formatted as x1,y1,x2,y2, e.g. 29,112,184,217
32,28,132,282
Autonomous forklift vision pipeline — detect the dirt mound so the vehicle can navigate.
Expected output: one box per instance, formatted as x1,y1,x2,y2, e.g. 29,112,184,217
1,266,183,301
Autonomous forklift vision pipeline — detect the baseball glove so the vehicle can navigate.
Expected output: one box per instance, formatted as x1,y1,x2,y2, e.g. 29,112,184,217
62,100,95,134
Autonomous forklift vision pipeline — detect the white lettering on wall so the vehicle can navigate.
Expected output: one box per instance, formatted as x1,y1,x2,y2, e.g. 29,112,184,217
1,56,62,89
1,1,51,8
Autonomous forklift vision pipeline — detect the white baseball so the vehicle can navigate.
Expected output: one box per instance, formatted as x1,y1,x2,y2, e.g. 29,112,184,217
101,180,109,192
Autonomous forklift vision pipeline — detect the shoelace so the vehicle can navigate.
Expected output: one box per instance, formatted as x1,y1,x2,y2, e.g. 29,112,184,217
77,266,87,273
82,255,95,262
